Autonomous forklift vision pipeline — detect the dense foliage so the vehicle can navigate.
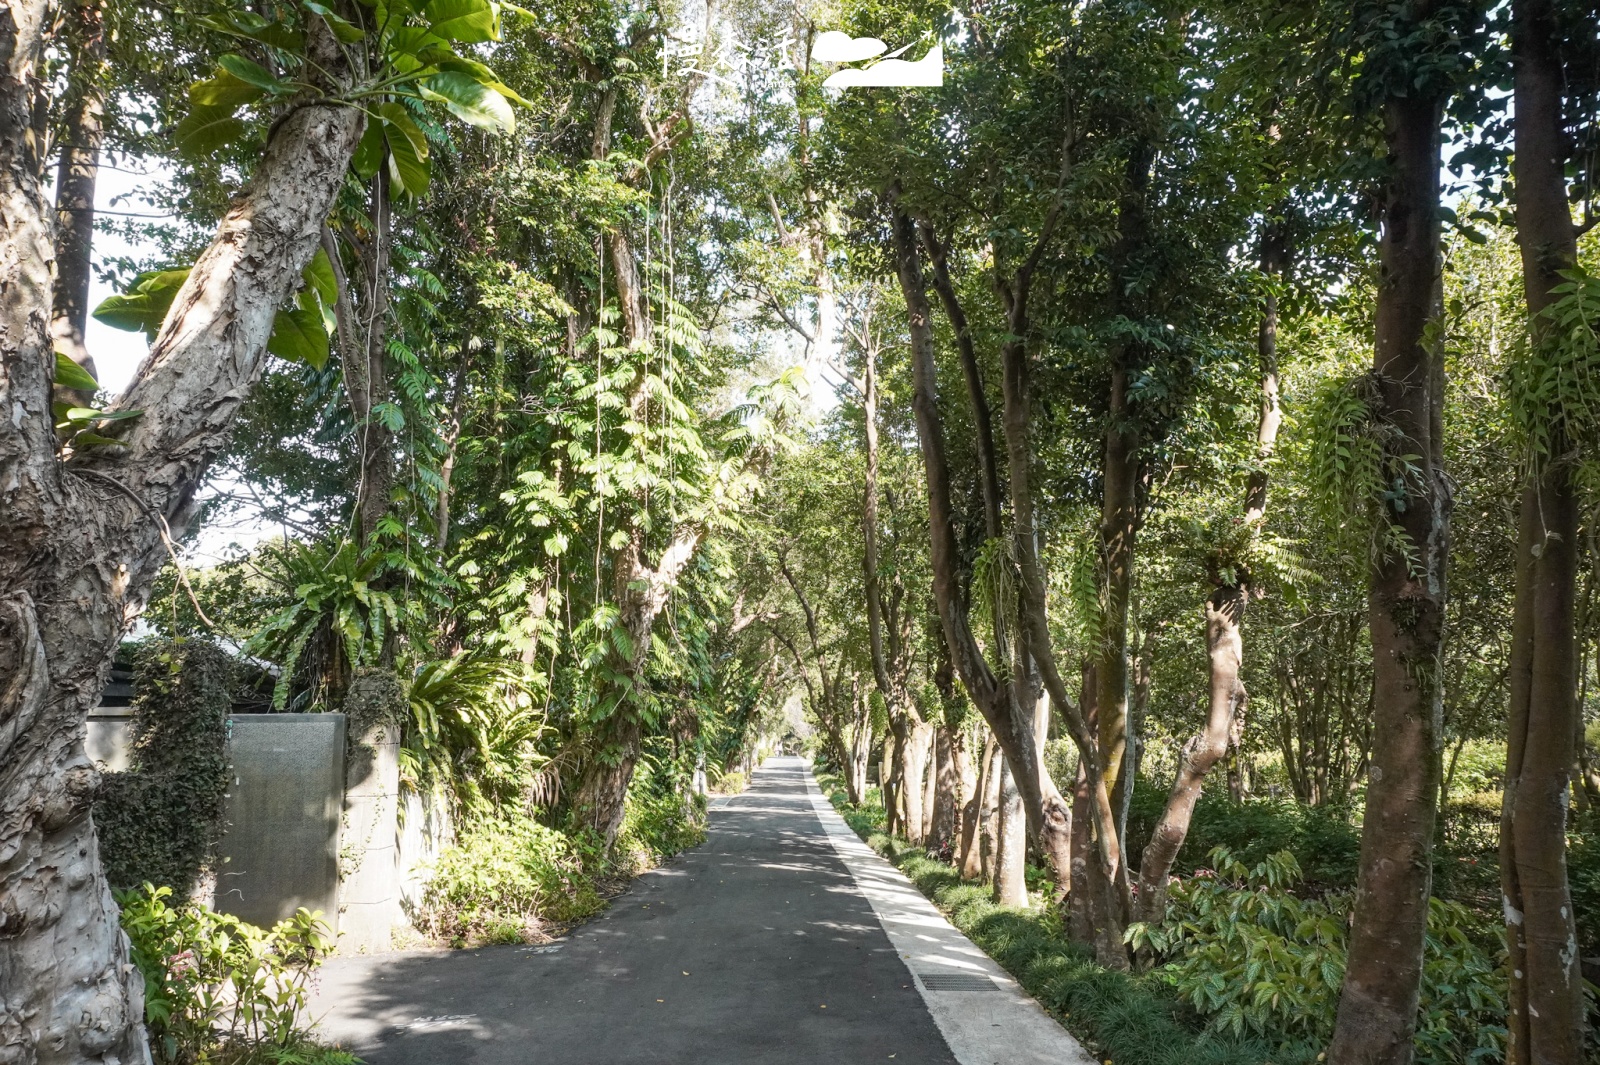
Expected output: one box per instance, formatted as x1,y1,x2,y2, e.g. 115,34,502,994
20,0,1600,1059
95,641,235,898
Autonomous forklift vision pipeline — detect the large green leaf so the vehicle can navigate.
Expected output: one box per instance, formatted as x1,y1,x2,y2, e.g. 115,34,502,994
175,106,247,159
92,268,193,338
303,247,338,308
422,0,498,43
267,305,330,369
379,103,431,197
351,117,385,179
302,1,366,42
53,351,99,391
189,69,266,109
199,12,304,53
420,71,513,132
218,54,294,95
435,56,530,107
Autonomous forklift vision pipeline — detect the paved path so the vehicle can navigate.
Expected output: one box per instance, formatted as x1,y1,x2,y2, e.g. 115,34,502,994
309,757,1091,1064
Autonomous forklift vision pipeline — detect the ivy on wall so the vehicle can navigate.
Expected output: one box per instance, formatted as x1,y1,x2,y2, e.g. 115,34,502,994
96,640,234,897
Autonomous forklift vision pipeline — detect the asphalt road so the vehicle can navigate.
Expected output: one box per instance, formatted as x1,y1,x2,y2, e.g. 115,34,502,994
310,758,960,1064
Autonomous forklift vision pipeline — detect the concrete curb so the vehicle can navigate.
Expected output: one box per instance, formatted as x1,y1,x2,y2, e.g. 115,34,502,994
798,761,1097,1065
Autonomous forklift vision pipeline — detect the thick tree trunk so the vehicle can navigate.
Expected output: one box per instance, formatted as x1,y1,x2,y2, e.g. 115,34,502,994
1501,3,1587,1059
1327,86,1451,1065
1098,363,1138,841
576,527,703,847
893,718,933,846
50,0,106,396
993,755,1028,906
1,11,362,1060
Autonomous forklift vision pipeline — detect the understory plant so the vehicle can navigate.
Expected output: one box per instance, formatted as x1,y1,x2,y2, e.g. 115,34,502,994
116,884,353,1065
1128,846,1507,1065
414,814,605,946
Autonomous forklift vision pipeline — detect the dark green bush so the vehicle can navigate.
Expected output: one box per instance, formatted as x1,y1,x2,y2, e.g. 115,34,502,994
1125,777,1361,890
96,640,234,896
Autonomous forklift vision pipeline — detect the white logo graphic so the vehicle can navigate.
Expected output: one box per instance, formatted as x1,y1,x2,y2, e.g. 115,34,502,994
814,30,943,88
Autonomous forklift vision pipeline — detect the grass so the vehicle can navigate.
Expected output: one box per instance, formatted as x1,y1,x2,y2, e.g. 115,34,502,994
816,773,1314,1065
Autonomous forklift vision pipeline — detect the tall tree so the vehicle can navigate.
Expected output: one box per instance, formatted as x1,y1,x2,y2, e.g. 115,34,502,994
1,10,364,1058
1327,2,1477,1058
1500,0,1596,1058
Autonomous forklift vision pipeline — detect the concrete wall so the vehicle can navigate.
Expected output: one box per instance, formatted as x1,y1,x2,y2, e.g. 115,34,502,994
398,786,454,919
93,705,450,952
86,707,133,773
212,714,346,930
336,719,403,953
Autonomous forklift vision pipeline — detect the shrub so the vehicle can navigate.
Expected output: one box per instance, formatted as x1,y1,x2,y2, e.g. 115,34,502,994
616,778,707,871
117,884,354,1065
1131,846,1506,1065
710,769,747,795
415,815,605,946
1125,779,1362,891
97,640,234,896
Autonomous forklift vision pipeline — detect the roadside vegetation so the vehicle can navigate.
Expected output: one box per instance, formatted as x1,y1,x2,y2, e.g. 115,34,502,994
2,0,1599,1062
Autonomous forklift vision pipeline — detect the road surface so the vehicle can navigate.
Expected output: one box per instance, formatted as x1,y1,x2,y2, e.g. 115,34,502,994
309,757,1091,1064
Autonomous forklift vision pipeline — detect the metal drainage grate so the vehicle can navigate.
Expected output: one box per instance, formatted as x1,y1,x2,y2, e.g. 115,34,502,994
917,973,999,992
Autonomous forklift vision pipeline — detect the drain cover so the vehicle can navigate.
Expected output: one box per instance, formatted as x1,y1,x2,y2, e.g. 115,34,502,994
917,973,999,991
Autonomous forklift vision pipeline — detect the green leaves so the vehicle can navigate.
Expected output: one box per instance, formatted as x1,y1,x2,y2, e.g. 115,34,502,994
267,306,330,370
93,254,336,369
93,268,192,339
354,102,432,197
420,70,514,131
421,0,500,43
176,53,292,160
53,351,100,392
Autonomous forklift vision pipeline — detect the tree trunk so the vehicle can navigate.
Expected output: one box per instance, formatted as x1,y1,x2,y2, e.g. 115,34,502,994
1098,362,1138,842
980,740,1003,882
890,201,1099,954
1327,83,1451,1065
1136,583,1246,921
894,719,933,846
575,527,703,847
1,11,361,1060
928,727,959,855
962,731,994,879
1501,3,1587,1059
355,175,394,545
847,702,872,807
50,0,106,397
993,755,1028,906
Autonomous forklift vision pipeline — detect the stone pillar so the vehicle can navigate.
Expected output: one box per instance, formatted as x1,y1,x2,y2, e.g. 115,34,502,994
337,670,404,953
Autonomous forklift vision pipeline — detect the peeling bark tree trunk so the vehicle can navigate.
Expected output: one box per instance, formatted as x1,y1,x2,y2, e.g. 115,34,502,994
1327,76,1452,1065
574,525,703,846
1501,2,1586,1059
0,11,362,1061
1136,585,1245,921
